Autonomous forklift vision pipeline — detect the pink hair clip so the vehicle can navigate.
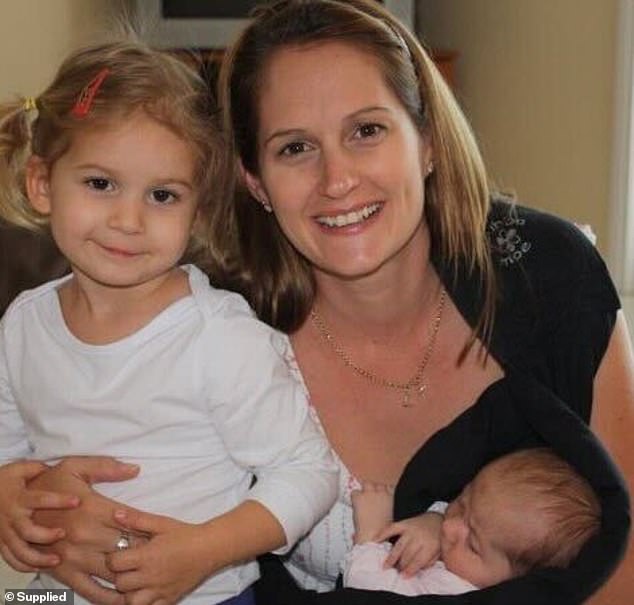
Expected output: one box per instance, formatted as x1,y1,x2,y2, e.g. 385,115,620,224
71,68,110,118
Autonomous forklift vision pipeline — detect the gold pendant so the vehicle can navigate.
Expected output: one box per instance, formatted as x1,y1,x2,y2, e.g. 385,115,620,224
401,384,427,408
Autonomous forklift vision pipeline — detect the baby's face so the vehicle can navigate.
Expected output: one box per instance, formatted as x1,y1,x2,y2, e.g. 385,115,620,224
440,470,521,588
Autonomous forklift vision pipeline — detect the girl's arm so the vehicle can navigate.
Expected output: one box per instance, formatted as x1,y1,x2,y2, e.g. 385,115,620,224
588,311,634,603
108,317,339,605
107,500,286,605
0,460,78,571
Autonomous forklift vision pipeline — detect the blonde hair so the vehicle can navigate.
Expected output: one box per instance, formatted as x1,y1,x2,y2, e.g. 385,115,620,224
487,448,601,574
211,0,495,338
0,40,221,259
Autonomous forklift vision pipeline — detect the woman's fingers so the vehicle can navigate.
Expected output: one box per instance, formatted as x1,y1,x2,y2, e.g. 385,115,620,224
1,528,61,568
113,569,147,593
107,545,148,574
122,588,162,605
0,541,41,572
56,568,124,605
57,457,140,485
114,509,177,536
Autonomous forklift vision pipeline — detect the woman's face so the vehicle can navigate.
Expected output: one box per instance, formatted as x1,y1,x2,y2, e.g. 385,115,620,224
244,41,432,281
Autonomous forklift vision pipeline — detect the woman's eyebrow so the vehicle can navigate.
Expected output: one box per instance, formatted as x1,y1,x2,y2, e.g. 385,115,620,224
263,106,393,147
263,128,306,147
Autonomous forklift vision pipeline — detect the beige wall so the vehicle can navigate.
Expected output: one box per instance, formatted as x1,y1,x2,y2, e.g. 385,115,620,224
0,0,116,100
417,0,618,253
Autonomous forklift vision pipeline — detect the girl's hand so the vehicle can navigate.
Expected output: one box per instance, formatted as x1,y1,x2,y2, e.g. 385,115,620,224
377,512,443,577
0,460,79,571
107,510,212,605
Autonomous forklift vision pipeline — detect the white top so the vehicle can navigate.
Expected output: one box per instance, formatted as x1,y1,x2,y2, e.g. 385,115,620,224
343,542,477,595
0,265,338,605
280,349,358,591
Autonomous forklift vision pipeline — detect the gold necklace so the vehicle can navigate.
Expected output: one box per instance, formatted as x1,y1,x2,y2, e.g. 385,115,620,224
310,289,447,408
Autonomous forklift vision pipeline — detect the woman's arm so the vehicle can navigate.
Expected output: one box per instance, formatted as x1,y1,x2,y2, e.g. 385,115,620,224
589,311,634,603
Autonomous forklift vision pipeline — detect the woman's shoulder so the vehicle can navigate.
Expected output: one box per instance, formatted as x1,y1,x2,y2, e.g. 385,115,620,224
487,196,603,278
486,197,619,309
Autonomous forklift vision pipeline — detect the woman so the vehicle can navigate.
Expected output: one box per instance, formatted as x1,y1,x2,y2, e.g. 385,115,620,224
2,1,632,603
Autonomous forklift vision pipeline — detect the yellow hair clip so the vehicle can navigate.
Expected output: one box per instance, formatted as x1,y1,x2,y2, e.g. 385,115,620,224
23,97,37,112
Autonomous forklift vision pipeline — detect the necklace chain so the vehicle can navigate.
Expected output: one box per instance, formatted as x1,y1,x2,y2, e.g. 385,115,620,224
310,289,447,408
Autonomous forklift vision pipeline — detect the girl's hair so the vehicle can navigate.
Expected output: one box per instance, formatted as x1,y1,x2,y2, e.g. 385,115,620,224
0,39,220,260
211,0,495,338
490,448,601,574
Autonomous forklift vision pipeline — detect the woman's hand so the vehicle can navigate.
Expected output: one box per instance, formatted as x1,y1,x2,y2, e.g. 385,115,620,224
376,512,443,577
0,460,79,571
28,457,141,605
107,511,210,605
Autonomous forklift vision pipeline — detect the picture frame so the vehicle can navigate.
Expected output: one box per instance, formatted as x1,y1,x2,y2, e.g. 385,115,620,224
134,0,415,49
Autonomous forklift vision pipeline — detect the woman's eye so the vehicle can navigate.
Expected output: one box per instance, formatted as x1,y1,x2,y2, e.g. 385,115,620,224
279,141,310,157
85,177,113,192
354,122,385,140
150,189,178,205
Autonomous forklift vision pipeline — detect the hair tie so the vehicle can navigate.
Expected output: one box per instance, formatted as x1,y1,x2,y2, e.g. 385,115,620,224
23,97,37,112
71,68,110,118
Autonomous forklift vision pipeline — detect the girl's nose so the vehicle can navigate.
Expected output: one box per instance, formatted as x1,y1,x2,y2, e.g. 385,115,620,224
108,198,144,233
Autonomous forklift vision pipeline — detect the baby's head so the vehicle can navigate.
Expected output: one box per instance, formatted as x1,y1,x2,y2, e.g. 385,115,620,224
440,448,600,588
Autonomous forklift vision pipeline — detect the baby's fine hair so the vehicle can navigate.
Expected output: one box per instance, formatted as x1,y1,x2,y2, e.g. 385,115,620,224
0,39,220,256
491,448,601,574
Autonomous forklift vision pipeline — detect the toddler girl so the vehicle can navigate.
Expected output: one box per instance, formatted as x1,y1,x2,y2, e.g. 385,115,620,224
0,39,337,605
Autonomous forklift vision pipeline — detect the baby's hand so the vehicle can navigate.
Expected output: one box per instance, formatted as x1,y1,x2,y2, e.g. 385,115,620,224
376,512,443,577
351,482,394,544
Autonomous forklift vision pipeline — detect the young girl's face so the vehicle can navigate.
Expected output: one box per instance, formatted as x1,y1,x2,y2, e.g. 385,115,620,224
26,110,199,293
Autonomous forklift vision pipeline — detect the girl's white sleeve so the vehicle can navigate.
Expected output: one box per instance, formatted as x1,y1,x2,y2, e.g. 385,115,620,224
0,320,31,463
205,309,338,553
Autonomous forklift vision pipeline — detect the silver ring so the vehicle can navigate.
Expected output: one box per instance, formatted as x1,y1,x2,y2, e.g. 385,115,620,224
115,531,131,551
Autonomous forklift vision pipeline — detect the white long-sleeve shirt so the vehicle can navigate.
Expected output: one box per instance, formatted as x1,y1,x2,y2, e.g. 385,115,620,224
0,264,338,605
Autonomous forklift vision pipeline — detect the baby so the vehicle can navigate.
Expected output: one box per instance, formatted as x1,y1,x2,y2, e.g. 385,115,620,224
345,448,600,595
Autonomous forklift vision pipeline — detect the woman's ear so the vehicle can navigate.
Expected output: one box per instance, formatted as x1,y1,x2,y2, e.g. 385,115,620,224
240,161,273,213
25,155,52,215
419,131,434,178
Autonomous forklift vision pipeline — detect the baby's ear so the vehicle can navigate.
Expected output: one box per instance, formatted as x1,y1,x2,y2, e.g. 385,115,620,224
25,155,52,215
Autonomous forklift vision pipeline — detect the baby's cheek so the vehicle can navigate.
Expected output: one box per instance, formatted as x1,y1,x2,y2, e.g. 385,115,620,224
444,548,487,588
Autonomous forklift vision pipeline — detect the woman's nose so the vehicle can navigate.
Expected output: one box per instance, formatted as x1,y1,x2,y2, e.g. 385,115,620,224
319,149,360,199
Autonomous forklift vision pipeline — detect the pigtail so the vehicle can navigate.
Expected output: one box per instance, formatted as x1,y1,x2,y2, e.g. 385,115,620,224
0,98,46,231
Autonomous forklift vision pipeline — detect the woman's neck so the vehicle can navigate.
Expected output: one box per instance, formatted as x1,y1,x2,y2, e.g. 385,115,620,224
312,228,442,346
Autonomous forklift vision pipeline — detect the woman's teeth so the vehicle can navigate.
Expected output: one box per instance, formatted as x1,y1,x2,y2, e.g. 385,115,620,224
316,203,381,228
